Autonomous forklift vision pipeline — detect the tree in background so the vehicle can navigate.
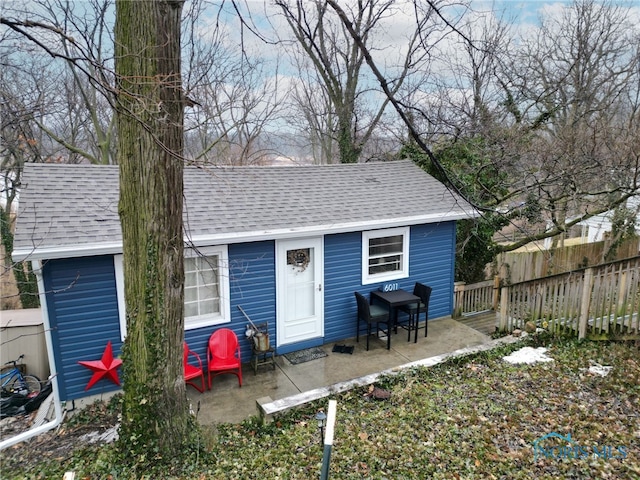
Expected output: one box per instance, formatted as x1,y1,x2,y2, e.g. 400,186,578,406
605,205,640,262
1,0,117,308
275,0,432,164
499,0,640,250
402,137,509,283
0,0,285,313
1,0,117,165
181,1,286,165
0,70,41,308
328,0,640,270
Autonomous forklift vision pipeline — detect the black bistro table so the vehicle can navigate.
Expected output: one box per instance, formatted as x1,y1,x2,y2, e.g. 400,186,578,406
370,288,422,344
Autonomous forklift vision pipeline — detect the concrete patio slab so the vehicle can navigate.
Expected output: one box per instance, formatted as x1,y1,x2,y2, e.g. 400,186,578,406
191,317,495,426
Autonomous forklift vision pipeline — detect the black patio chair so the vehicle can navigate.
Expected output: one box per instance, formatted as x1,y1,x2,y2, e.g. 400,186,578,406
355,291,391,350
398,282,432,341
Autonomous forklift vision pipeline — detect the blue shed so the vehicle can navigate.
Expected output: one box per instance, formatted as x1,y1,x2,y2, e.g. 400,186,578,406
12,160,476,401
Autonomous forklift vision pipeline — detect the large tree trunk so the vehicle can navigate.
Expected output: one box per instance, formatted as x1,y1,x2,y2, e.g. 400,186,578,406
337,113,359,164
114,0,191,457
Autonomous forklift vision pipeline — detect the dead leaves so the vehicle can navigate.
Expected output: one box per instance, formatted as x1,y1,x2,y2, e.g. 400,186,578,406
363,384,391,400
2,340,638,478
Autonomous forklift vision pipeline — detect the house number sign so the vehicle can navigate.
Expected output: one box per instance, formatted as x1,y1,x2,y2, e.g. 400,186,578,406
381,283,399,292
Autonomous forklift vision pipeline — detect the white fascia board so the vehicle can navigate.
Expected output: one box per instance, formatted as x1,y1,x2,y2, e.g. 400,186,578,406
188,210,478,246
12,209,478,261
12,242,124,262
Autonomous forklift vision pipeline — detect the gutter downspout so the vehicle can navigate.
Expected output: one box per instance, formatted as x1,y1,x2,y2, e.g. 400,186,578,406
0,260,65,450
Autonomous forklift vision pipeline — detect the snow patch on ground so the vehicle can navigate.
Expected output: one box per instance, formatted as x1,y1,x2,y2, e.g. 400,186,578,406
587,363,613,377
502,347,554,364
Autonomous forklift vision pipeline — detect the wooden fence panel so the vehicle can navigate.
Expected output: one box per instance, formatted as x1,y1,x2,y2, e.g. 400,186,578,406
494,238,640,284
495,256,640,339
452,279,495,318
459,256,639,339
591,270,606,334
629,267,640,333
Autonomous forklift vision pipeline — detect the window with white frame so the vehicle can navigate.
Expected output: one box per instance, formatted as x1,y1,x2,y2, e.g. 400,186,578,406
115,245,230,339
184,248,229,329
362,227,410,284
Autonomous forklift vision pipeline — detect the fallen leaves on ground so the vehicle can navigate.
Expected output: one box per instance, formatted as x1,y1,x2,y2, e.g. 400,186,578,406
1,335,638,479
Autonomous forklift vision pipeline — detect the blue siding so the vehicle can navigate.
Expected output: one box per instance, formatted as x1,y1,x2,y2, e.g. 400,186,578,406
324,232,363,342
323,223,457,343
42,222,457,400
43,256,122,401
408,222,456,318
185,241,276,366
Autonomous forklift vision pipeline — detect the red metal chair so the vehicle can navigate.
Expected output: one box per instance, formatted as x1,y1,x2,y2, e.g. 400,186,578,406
206,328,242,389
183,342,205,393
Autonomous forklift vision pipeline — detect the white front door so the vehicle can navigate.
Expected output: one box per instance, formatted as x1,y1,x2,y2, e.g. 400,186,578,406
276,238,324,347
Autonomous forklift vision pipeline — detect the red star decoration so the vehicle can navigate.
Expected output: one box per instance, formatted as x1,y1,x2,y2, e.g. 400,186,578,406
78,341,123,390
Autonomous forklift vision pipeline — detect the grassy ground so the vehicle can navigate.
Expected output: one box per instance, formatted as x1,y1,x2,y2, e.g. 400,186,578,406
2,334,639,479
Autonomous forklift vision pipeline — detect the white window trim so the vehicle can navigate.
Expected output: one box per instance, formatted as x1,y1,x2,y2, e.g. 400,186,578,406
114,245,231,341
362,226,410,285
183,245,231,330
114,255,127,341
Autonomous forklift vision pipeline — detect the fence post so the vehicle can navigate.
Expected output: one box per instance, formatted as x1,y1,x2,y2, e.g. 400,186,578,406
617,270,628,316
536,284,545,320
453,282,465,318
578,268,594,340
499,285,509,332
492,276,500,311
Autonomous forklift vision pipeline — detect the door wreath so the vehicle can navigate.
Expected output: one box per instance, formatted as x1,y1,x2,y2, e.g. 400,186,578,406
287,248,310,272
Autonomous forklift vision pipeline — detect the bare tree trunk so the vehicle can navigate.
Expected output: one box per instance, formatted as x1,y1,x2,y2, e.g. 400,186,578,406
115,0,191,458
276,0,423,164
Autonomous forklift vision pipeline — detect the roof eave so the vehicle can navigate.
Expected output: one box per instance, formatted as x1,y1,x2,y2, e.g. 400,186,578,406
13,209,478,261
12,242,124,262
188,210,478,245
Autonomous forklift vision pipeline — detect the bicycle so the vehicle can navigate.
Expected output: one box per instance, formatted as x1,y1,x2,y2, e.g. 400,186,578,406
1,355,41,397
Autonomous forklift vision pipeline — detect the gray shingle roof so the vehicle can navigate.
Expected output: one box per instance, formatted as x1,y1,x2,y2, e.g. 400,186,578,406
13,160,476,260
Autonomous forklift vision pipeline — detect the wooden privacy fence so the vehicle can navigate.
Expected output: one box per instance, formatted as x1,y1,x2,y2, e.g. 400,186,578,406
493,237,640,284
498,256,640,339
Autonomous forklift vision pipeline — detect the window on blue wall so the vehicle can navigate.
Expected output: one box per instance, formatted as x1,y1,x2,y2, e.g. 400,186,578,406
185,256,219,317
184,246,230,329
115,245,231,339
362,227,410,284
